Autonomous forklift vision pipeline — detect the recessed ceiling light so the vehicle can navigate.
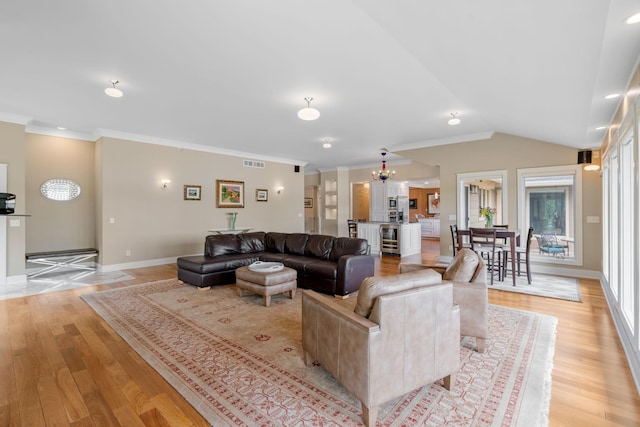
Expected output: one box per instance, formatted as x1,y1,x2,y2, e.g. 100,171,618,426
56,126,66,130
595,126,608,130
625,12,640,24
604,93,620,99
105,80,123,98
323,138,332,148
448,112,460,125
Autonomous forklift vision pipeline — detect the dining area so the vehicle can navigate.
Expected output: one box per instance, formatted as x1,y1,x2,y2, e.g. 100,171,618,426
453,225,533,286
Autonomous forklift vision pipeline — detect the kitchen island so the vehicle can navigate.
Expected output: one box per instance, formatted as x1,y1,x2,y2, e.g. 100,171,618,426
356,222,421,256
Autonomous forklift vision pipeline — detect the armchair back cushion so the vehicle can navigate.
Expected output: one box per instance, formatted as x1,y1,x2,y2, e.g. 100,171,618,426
442,248,480,282
354,269,442,318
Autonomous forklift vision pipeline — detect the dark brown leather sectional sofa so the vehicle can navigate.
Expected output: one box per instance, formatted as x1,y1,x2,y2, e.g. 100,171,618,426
177,231,374,297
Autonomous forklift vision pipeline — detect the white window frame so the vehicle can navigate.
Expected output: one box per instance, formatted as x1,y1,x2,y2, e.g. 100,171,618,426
517,165,583,266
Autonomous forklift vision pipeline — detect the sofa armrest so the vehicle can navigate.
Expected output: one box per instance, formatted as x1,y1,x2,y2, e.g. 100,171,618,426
336,254,375,297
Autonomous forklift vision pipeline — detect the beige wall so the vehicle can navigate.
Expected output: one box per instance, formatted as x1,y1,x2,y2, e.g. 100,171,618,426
0,121,26,277
25,134,95,252
97,137,304,266
396,132,602,272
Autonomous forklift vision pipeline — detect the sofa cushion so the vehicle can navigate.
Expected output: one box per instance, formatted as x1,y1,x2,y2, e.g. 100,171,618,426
260,252,289,263
442,248,479,282
237,232,265,253
304,234,334,259
280,255,318,272
329,237,368,261
265,232,287,253
354,269,442,318
285,233,309,255
177,254,259,274
205,234,240,257
304,260,338,280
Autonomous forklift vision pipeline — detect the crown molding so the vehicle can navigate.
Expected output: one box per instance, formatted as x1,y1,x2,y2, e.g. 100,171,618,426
0,112,32,126
391,131,495,151
95,128,307,166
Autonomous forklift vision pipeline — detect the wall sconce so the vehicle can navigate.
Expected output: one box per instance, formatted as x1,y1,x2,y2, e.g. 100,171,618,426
277,186,284,194
161,179,171,190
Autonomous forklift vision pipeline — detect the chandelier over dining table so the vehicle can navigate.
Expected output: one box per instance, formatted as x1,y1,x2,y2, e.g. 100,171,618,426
372,150,395,182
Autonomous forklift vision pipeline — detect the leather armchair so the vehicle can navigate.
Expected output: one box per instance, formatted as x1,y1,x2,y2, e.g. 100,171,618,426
302,271,460,427
399,248,488,353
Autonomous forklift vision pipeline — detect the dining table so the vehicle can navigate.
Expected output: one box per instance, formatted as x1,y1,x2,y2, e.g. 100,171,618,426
457,228,521,286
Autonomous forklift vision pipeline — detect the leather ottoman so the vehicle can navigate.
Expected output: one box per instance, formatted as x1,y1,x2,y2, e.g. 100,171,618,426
235,265,297,307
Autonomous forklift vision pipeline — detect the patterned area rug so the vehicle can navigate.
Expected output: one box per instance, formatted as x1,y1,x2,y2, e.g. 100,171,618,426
489,273,581,302
82,279,557,426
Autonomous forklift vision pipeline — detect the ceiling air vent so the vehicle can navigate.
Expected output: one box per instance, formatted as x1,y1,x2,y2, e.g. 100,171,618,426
243,160,265,169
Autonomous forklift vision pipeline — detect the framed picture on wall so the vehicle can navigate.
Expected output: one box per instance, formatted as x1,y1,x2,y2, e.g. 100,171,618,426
256,189,268,202
428,194,440,214
304,198,313,208
184,185,201,200
216,179,244,208
409,198,417,209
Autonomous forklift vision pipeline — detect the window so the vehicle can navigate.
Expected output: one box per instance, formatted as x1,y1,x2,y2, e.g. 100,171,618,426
517,166,582,265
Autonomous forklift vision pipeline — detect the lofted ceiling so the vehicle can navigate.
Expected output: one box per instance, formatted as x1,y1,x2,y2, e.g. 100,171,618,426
1,1,639,172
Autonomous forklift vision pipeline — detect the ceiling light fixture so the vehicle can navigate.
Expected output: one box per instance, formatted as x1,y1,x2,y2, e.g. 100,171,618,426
625,12,640,24
604,93,620,99
595,126,609,130
298,97,320,121
323,138,332,148
371,150,395,183
448,112,461,125
105,80,123,98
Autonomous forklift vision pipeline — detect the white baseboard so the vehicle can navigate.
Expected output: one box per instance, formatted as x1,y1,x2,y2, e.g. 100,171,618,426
437,255,599,279
600,276,640,395
4,274,27,286
97,256,179,273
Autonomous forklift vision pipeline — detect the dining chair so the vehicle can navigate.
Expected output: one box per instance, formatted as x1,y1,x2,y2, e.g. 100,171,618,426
508,227,534,284
469,227,503,285
347,220,358,238
450,224,472,256
492,224,509,275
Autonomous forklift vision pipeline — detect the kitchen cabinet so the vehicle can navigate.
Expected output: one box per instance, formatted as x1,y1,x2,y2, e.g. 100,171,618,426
369,182,386,222
400,222,421,256
418,218,440,238
357,222,381,255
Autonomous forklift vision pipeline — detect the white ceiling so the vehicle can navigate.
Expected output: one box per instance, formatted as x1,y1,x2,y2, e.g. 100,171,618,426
1,1,639,172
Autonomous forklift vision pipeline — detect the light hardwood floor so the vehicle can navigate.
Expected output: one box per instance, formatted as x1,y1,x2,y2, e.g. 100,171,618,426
1,240,639,426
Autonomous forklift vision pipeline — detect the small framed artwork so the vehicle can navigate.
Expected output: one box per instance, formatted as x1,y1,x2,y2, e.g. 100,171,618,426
428,194,440,214
184,185,201,200
256,189,268,202
216,179,244,208
304,198,313,208
409,198,417,209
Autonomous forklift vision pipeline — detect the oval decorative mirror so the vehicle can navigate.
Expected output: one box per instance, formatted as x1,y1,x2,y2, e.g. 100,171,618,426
40,178,81,201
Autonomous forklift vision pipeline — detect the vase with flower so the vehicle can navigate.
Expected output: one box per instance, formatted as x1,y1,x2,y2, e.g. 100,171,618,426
479,207,496,228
